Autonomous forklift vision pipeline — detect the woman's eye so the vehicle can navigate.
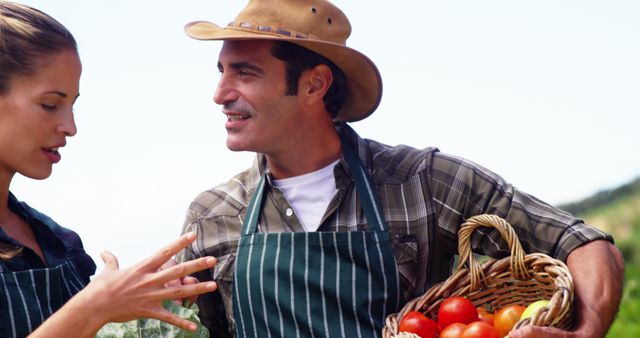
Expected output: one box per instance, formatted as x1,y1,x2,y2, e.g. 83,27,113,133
41,104,57,111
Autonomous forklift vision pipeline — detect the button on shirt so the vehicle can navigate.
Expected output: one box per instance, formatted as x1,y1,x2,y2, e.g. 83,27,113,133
273,159,339,231
177,125,613,337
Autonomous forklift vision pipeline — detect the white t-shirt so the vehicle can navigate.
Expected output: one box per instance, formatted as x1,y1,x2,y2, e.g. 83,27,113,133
272,160,339,232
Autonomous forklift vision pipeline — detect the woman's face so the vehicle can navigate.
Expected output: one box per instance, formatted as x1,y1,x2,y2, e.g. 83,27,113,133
0,49,81,180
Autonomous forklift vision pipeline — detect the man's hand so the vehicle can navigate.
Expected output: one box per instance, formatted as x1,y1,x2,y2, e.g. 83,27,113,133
509,240,624,338
509,326,592,338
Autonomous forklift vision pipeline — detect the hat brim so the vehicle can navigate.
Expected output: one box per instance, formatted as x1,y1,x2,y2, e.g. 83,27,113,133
185,21,382,122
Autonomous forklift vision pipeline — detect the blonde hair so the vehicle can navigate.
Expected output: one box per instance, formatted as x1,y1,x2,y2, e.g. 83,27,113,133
0,242,22,260
0,1,77,95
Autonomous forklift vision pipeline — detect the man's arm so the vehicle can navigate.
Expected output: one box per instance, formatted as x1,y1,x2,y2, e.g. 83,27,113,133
426,152,623,337
509,239,624,338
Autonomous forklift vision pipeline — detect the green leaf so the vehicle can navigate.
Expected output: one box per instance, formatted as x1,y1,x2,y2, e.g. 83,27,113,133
95,301,209,338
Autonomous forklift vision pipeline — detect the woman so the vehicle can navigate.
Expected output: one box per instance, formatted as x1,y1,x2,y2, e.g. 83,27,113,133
0,2,216,337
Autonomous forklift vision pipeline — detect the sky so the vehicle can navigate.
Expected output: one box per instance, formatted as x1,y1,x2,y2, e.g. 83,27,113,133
11,0,640,270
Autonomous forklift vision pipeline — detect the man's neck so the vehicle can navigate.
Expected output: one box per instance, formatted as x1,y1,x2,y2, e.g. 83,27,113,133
267,151,341,180
266,125,342,180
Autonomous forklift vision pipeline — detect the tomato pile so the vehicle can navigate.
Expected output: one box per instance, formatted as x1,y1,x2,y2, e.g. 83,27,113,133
397,297,550,338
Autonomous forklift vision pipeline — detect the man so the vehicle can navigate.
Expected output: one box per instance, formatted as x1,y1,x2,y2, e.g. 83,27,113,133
177,1,624,337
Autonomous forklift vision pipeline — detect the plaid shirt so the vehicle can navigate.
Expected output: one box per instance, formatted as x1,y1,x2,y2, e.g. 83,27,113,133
177,124,612,337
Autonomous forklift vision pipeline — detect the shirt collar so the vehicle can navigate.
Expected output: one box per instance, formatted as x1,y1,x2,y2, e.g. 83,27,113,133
250,122,372,189
1,192,34,246
5,192,68,254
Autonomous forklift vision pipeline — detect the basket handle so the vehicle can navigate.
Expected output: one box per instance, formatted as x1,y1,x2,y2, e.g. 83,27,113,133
457,214,531,290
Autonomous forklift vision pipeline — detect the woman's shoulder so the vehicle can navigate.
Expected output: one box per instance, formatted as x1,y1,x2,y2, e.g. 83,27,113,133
9,193,83,247
8,192,96,277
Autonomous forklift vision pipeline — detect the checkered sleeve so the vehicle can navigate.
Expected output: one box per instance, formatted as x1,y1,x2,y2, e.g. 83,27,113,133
176,207,200,264
428,151,613,262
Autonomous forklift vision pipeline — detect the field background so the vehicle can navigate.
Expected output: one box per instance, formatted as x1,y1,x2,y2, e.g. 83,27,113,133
558,177,640,338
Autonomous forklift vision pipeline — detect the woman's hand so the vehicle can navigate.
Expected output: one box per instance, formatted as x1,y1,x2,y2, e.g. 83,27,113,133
29,232,217,338
160,258,201,306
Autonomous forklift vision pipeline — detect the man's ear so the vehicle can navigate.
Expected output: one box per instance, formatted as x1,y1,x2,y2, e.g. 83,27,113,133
302,64,333,104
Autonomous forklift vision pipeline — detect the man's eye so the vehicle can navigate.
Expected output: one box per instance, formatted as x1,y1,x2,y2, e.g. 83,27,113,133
41,104,57,111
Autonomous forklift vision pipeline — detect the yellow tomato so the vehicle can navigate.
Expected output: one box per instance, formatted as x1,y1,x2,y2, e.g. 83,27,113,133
520,300,550,320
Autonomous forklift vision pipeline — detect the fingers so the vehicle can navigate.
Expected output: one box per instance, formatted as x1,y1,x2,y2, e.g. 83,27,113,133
144,232,197,270
162,263,197,305
181,276,200,306
182,276,199,285
151,280,217,302
162,259,182,288
155,256,216,284
509,326,571,338
148,308,199,332
101,251,120,271
163,278,184,305
159,258,178,272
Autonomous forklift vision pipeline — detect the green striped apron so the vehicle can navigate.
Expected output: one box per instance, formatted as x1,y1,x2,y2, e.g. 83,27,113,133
233,131,401,338
0,259,87,337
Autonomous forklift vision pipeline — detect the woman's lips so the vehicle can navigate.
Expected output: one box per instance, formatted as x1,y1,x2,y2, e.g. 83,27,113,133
42,148,61,163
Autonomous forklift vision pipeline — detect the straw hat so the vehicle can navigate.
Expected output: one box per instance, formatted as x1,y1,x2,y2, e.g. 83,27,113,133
185,0,382,122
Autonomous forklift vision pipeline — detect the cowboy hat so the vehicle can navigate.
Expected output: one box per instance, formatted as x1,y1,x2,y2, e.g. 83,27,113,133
185,0,382,122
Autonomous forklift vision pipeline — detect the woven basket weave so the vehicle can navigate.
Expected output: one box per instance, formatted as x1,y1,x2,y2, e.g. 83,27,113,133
382,214,574,337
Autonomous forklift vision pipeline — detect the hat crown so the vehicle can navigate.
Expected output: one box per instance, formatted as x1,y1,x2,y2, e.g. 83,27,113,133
233,0,351,45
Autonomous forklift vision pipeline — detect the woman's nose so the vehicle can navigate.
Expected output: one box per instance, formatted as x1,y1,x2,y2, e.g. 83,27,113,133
57,110,77,136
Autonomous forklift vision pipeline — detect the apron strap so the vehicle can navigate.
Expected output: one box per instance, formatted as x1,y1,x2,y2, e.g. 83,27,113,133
339,125,389,233
242,124,390,235
242,174,267,236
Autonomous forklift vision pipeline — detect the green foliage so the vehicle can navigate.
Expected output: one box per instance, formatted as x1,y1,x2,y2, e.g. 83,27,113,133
558,177,640,338
559,177,640,216
95,301,209,338
607,266,640,338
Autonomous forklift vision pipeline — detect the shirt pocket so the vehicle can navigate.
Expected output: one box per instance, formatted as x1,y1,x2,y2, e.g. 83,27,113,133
390,233,419,303
212,252,236,284
210,252,237,324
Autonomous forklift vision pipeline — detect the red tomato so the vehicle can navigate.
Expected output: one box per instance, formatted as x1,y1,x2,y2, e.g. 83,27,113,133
440,323,467,338
461,321,500,338
477,307,494,326
438,297,479,328
399,311,439,338
493,304,525,337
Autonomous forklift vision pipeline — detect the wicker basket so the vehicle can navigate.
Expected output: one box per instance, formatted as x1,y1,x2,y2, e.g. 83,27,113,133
382,214,574,337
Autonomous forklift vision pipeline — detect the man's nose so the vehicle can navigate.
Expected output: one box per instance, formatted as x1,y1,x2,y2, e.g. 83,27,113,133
213,73,237,105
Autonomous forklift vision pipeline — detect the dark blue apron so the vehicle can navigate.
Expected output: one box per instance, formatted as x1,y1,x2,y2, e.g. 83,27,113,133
233,131,400,338
0,259,87,338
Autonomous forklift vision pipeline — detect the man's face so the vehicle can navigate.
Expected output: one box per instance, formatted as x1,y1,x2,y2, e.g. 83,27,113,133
214,40,302,155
